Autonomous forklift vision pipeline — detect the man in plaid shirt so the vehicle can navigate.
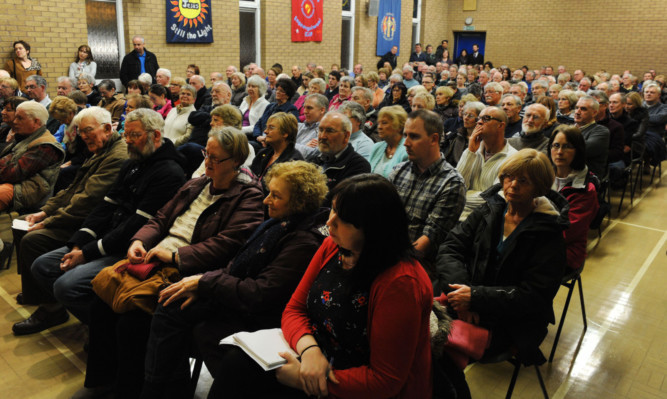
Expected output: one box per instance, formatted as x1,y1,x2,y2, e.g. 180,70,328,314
389,109,466,259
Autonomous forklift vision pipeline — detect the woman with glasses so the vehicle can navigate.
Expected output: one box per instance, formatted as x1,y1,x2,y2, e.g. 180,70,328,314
556,89,578,124
436,149,567,365
76,127,264,398
549,126,599,270
442,101,484,167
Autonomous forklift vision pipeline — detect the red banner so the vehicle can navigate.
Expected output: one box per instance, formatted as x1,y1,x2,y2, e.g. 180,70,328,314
292,0,323,42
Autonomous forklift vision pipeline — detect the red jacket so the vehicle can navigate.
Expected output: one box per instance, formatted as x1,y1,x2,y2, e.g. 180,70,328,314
282,237,433,399
558,169,599,269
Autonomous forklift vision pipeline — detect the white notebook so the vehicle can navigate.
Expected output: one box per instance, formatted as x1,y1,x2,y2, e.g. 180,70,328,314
219,328,297,371
11,219,31,231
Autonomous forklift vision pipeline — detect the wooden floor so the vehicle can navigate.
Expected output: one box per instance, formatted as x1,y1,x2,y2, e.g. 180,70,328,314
1,163,665,399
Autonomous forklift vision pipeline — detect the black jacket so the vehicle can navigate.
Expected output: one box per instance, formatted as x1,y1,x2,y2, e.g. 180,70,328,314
187,104,215,147
119,49,160,87
377,51,398,70
435,184,568,365
194,86,212,110
313,145,371,205
252,102,299,139
67,139,186,261
250,144,304,191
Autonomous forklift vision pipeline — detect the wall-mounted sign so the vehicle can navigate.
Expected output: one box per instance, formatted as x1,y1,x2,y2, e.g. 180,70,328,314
166,0,213,43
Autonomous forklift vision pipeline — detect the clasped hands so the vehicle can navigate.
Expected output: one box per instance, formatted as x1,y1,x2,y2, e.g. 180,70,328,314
276,345,339,397
448,283,480,325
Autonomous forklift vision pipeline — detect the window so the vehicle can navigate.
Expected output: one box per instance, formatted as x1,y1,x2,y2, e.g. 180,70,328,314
411,0,422,50
341,0,355,71
239,0,260,67
86,0,122,79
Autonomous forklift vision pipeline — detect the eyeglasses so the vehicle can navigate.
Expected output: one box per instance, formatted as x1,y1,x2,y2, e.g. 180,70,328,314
501,174,531,185
550,143,575,151
463,113,478,120
202,150,233,164
124,131,145,141
79,125,102,137
523,113,542,121
478,115,502,123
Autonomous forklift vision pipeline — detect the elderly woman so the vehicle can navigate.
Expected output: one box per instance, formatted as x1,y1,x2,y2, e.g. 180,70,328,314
251,112,303,191
97,80,126,123
76,128,265,398
69,44,96,80
239,75,270,137
0,96,27,144
536,96,560,139
295,77,324,122
212,174,433,398
411,92,435,111
369,105,408,177
354,73,368,88
148,84,172,120
252,78,299,143
548,84,562,100
436,149,566,365
378,82,410,113
77,73,101,106
138,161,329,398
164,84,196,143
624,91,648,158
4,40,42,89
265,67,281,100
230,72,247,107
339,101,374,160
366,71,386,108
549,126,598,270
556,89,578,124
434,86,458,122
442,101,485,167
329,76,354,111
168,77,186,106
47,95,78,145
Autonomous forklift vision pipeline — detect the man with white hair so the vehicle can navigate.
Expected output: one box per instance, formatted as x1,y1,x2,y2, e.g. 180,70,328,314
574,96,610,177
642,83,667,167
501,94,523,137
189,75,211,110
0,101,64,212
483,82,503,106
24,75,60,134
155,68,171,87
120,35,160,86
578,77,592,93
508,103,550,153
291,65,302,88
12,107,128,334
56,77,76,97
402,65,419,89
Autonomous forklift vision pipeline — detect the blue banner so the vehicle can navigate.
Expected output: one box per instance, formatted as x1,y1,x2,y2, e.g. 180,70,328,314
376,0,401,56
166,0,213,43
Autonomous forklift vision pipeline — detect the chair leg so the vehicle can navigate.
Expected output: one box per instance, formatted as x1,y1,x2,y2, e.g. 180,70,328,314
631,161,642,202
577,276,587,331
190,358,203,398
505,360,521,399
549,281,575,363
617,176,627,213
535,365,549,399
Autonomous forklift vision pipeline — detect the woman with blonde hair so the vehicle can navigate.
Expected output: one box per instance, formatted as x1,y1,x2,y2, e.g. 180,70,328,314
230,72,246,107
369,105,408,177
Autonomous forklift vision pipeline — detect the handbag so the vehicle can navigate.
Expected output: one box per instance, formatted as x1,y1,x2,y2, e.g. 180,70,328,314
91,258,181,314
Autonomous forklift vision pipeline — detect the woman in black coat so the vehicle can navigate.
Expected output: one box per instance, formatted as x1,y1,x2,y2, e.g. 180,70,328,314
456,49,470,66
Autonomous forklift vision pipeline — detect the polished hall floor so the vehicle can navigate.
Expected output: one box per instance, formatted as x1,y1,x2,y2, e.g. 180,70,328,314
1,163,665,399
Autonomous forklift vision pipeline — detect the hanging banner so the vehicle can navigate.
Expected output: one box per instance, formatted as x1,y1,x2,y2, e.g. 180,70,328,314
166,0,213,43
376,0,401,56
292,0,323,42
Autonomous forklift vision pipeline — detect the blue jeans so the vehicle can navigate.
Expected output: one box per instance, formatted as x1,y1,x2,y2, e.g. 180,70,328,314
31,246,121,323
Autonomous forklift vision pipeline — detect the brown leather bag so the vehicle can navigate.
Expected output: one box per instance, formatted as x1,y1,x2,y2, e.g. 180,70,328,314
91,258,181,314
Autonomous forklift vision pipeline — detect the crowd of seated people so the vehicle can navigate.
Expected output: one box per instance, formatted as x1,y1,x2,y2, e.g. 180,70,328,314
2,39,667,399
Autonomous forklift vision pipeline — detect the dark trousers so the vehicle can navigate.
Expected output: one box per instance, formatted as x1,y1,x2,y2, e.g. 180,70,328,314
177,142,205,178
16,228,66,304
85,297,152,399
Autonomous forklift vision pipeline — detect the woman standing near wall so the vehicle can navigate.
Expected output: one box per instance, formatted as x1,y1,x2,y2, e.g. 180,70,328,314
3,40,42,89
68,45,97,80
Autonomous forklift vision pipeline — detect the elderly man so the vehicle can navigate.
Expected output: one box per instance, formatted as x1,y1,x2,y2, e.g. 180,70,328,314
578,77,592,93
189,75,211,110
389,109,465,257
478,71,490,88
589,90,625,183
456,106,518,218
56,77,75,97
508,103,550,153
156,68,171,87
643,82,667,166
501,94,523,137
574,96,610,177
17,109,187,334
352,64,363,78
24,75,60,134
312,111,370,198
97,80,126,123
483,82,503,106
0,101,64,212
531,80,549,100
402,65,419,89
208,72,224,92
573,69,585,84
11,107,128,332
291,65,302,88
350,86,379,140
338,101,374,159
295,93,328,160
120,35,160,86
377,45,398,70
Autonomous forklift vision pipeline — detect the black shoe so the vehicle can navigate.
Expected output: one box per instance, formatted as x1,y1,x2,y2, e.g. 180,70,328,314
16,293,24,305
12,306,69,336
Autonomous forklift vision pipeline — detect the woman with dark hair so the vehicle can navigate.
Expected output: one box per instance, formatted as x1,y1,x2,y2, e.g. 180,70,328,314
148,84,172,120
456,49,470,66
549,126,598,270
69,44,97,80
265,67,281,100
0,96,28,144
501,67,512,81
436,149,567,365
251,78,299,144
4,40,42,89
125,79,146,95
209,174,433,398
378,82,410,112
624,91,648,160
251,112,303,192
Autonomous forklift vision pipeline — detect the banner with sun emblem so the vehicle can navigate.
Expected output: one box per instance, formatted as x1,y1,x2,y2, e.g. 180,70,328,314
292,0,323,42
376,0,401,56
166,0,213,43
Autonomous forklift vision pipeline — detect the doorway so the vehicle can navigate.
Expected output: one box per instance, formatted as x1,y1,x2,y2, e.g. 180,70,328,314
453,31,486,64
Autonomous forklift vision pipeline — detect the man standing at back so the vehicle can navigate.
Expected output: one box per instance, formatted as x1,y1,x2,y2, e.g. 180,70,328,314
120,36,160,87
389,109,465,258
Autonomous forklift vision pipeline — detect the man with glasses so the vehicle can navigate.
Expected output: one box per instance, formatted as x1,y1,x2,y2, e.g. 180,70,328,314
13,108,187,335
456,106,518,219
483,82,503,106
508,104,550,154
312,111,370,203
24,75,61,134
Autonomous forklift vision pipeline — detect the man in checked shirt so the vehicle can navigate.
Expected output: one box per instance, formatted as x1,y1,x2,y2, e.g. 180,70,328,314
389,109,466,260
